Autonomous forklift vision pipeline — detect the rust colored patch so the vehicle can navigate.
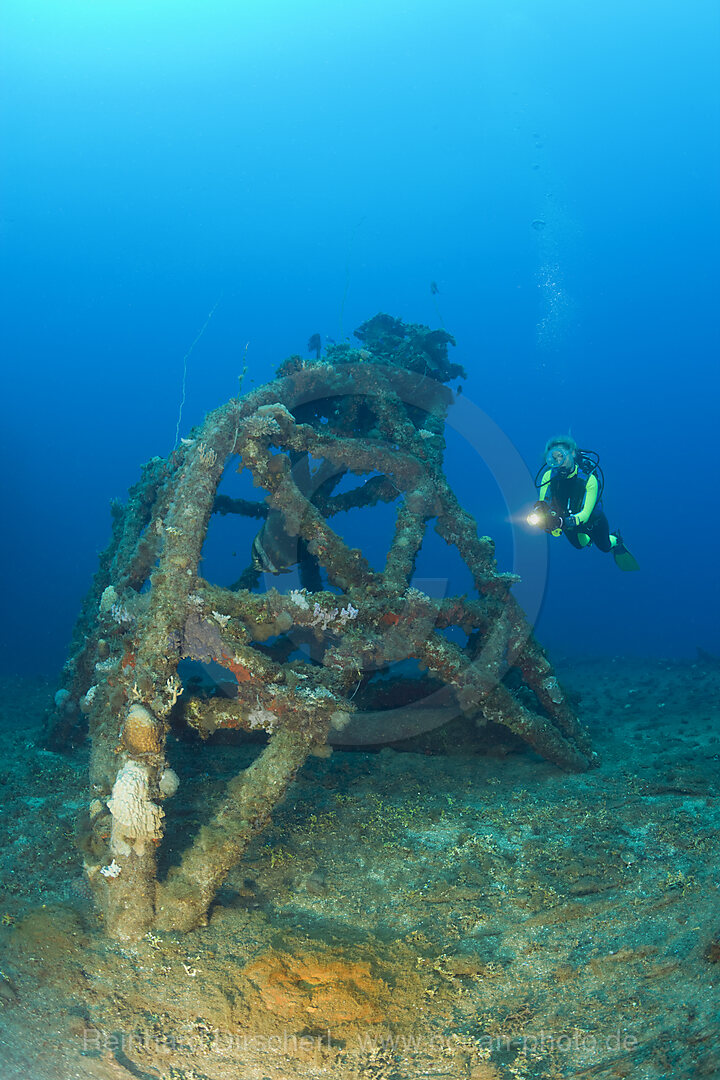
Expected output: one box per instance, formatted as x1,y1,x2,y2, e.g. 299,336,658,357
381,612,400,626
214,714,243,729
242,951,389,1026
221,652,253,683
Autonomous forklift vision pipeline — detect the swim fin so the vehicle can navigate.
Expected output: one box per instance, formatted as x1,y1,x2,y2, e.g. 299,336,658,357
613,543,639,571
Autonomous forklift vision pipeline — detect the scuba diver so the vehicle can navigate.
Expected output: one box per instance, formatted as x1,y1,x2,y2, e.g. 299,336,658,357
528,435,639,571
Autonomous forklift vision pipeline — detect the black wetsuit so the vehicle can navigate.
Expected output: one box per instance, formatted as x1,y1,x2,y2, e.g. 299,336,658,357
547,469,612,552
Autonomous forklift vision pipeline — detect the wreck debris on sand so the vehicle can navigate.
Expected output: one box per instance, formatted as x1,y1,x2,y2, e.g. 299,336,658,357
48,314,594,940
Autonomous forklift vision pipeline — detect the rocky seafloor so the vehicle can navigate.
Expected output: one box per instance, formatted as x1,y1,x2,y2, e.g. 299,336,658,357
0,656,718,1080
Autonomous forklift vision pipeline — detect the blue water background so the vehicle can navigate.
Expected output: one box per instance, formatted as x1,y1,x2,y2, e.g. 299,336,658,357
2,0,718,677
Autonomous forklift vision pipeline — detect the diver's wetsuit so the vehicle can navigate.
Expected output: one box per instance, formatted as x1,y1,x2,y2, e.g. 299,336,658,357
539,464,612,552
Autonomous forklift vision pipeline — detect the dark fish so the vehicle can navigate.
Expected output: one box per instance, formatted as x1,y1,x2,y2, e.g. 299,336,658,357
307,333,322,359
251,516,299,574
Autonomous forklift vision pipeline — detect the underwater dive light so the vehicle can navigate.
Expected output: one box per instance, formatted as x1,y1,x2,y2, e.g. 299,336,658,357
526,501,563,533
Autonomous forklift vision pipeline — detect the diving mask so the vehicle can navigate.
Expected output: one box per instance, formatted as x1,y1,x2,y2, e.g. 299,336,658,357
545,446,574,470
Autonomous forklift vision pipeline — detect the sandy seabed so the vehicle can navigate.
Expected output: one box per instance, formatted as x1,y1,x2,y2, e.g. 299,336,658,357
0,656,718,1080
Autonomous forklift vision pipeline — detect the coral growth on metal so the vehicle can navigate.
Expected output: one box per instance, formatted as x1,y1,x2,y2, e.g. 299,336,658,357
53,313,592,770
49,314,594,936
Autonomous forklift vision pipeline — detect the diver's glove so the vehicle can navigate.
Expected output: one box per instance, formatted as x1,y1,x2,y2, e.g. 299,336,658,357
564,514,579,528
